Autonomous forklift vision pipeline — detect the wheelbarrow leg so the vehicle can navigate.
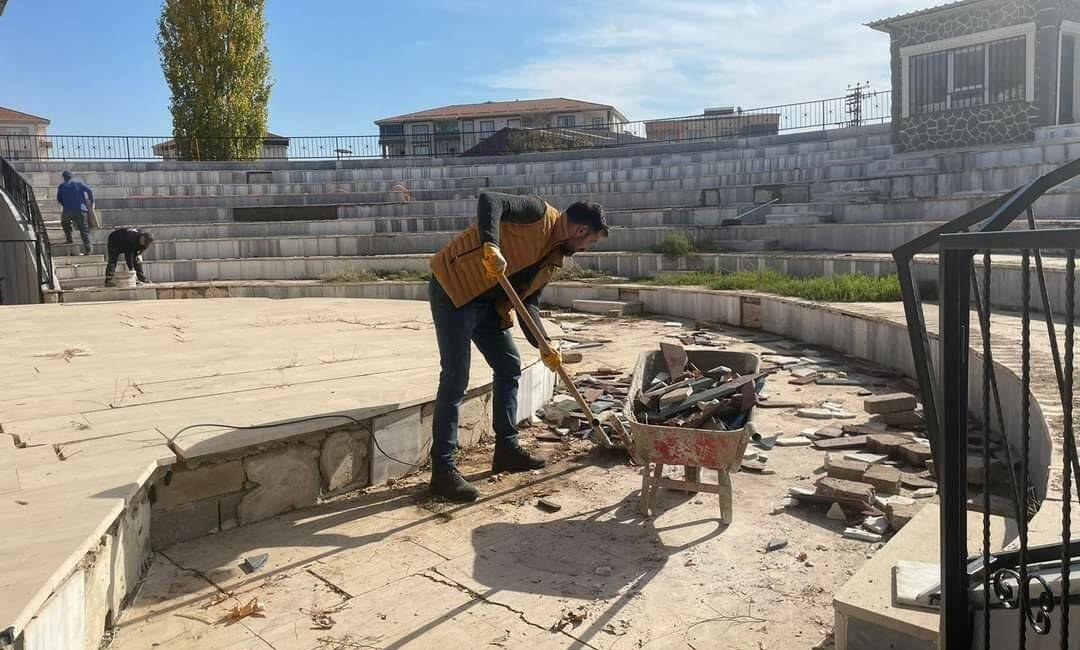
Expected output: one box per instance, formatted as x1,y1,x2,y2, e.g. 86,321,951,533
639,463,653,516
718,470,733,525
648,463,665,513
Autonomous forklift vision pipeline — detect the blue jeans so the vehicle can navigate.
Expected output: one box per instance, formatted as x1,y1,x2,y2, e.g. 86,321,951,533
429,276,522,472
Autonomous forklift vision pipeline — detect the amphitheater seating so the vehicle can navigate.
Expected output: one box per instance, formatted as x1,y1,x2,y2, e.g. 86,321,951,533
11,122,1080,299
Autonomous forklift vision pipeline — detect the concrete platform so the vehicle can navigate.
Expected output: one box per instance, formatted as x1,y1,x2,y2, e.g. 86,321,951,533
0,298,554,648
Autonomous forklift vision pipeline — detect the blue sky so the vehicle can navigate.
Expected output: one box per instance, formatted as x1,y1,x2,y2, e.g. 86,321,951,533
0,0,929,135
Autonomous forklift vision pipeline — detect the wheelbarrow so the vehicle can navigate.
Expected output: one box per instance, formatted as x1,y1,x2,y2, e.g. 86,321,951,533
624,349,762,523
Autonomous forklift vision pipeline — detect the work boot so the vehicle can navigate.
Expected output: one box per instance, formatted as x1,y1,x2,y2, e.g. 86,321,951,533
104,278,117,288
429,468,479,503
492,445,547,473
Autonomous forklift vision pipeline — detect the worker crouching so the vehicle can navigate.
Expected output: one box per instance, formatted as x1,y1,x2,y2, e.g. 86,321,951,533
427,191,608,502
104,228,155,288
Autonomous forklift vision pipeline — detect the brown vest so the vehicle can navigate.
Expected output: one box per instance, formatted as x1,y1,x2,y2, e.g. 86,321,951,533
430,203,569,322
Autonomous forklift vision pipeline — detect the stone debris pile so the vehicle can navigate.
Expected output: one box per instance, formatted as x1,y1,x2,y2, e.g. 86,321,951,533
633,342,769,431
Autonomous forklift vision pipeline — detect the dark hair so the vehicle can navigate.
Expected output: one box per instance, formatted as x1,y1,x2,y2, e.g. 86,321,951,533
565,201,608,236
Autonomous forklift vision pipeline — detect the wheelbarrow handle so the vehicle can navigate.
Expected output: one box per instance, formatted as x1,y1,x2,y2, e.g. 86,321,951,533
495,272,613,447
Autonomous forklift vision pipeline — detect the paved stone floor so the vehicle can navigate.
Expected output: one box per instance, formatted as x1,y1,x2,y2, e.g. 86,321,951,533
0,298,532,639
109,314,929,650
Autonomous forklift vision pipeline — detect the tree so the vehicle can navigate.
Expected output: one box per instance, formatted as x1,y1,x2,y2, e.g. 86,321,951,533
157,0,272,161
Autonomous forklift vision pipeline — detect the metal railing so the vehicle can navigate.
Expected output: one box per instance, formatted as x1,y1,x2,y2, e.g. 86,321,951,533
0,90,891,161
0,156,54,297
896,157,1080,649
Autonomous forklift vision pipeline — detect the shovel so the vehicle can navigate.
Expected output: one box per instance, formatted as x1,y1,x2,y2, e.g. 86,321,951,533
495,272,615,447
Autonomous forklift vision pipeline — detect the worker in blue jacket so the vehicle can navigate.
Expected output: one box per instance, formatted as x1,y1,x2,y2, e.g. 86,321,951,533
56,170,94,255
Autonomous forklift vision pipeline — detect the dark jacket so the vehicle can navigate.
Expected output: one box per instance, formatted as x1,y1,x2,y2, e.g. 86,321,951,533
56,180,94,213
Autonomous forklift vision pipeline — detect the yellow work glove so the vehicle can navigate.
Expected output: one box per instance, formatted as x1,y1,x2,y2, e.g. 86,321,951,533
482,242,507,281
541,347,562,373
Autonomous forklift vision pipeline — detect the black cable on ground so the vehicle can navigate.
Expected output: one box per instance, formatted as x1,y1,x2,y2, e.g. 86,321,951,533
168,414,427,467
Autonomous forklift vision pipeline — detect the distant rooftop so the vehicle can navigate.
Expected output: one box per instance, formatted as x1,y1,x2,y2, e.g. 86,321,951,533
0,106,50,125
376,98,623,125
867,0,990,31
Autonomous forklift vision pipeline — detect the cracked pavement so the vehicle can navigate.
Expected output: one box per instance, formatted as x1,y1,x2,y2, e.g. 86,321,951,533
105,314,922,649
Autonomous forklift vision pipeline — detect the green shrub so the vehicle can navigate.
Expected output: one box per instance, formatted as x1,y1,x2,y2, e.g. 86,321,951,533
320,269,430,283
653,234,697,257
552,263,614,282
644,270,901,302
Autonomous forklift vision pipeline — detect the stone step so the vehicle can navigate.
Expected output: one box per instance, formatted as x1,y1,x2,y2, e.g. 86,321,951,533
707,239,780,252
59,276,108,289
570,299,643,316
764,214,835,225
54,254,105,265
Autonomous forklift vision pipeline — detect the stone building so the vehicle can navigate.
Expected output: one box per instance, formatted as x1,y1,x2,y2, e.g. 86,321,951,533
870,0,1080,151
375,98,629,157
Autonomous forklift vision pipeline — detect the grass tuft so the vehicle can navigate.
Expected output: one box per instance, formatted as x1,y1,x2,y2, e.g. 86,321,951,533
643,270,901,302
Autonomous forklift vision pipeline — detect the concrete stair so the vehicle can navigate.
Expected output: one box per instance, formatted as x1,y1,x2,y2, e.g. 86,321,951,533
765,203,836,225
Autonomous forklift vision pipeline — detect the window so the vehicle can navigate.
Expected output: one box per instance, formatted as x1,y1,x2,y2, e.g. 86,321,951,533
408,124,431,156
479,120,495,135
412,144,431,156
909,34,1026,115
506,118,521,128
557,115,576,127
591,117,604,128
461,120,476,148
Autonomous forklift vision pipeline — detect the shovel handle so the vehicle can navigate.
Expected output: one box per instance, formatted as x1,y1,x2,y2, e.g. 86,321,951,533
495,273,613,446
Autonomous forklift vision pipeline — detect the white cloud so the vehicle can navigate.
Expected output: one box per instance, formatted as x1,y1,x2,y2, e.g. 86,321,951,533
483,0,930,120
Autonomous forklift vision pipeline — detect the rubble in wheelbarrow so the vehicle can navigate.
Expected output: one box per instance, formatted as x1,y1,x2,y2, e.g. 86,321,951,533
632,341,773,431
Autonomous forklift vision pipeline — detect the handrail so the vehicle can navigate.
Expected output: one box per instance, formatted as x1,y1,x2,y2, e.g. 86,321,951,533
0,156,55,298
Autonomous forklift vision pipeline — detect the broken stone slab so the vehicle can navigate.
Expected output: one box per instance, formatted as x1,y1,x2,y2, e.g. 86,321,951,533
893,560,940,609
775,435,813,447
900,473,937,490
826,456,870,482
658,386,694,407
241,553,269,574
660,342,689,381
756,400,808,409
897,442,933,467
879,410,924,428
843,527,883,543
912,487,937,499
862,515,889,535
761,354,802,366
865,433,916,455
816,377,868,386
800,427,821,438
797,408,838,420
791,367,819,379
842,423,888,436
706,365,733,379
754,435,777,450
827,502,848,520
886,501,920,531
863,393,919,415
816,476,876,504
741,460,774,474
844,452,889,465
862,464,902,495
814,426,845,440
813,435,869,451
874,494,915,509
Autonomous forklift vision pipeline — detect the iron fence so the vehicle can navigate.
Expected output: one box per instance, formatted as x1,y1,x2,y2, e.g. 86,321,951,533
0,90,891,161
896,156,1080,649
0,156,54,295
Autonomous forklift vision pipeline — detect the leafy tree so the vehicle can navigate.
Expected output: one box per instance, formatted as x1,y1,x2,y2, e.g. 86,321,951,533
157,0,272,160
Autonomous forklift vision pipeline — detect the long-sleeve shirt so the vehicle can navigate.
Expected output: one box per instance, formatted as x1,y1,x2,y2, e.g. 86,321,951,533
107,228,149,281
56,180,94,213
473,192,553,347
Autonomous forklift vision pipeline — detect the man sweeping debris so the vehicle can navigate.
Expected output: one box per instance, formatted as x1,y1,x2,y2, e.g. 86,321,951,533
427,191,608,502
104,227,154,287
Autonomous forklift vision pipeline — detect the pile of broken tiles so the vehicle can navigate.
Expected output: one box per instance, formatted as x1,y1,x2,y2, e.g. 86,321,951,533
771,392,937,544
633,342,766,432
537,367,631,443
